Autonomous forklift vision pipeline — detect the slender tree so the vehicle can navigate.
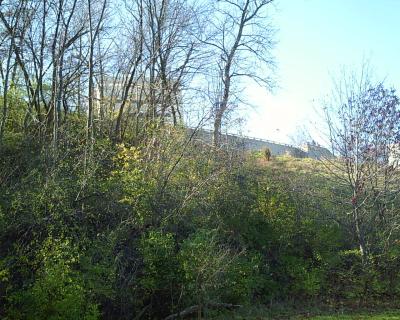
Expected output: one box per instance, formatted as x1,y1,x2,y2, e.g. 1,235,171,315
323,68,400,263
206,0,275,146
87,0,107,146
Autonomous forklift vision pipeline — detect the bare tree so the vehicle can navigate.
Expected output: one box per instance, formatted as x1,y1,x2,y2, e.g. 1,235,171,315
0,0,89,143
323,68,400,263
113,0,144,141
0,0,19,142
205,0,276,146
111,0,203,141
86,0,107,146
49,0,87,146
0,0,275,150
0,1,40,133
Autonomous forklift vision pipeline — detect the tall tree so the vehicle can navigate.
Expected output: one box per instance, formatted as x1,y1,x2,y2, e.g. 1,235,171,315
206,0,275,146
113,0,202,141
0,1,18,142
113,0,144,141
323,68,400,263
86,0,106,147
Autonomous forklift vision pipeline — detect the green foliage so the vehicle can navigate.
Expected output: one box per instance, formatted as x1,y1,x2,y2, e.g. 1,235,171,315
324,250,400,303
2,124,400,319
6,237,99,320
1,84,27,134
139,230,179,294
179,229,229,303
80,236,116,308
220,252,263,303
109,144,156,226
179,229,261,306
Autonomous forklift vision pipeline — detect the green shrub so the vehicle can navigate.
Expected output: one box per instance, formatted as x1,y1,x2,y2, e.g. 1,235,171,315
179,230,261,308
139,230,179,294
138,230,181,316
109,144,156,226
6,237,99,320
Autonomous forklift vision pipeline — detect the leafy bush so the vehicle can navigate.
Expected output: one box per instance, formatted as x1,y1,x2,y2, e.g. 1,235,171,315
139,230,180,300
179,229,261,308
6,237,99,320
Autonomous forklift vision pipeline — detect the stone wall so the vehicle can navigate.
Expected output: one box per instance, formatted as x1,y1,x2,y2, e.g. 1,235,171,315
190,128,334,160
302,142,334,160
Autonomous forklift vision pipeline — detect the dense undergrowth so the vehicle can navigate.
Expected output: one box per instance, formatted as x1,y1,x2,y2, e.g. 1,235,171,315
1,122,400,320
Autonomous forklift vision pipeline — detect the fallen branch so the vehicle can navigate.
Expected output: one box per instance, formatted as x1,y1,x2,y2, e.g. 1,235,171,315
164,302,242,320
133,304,150,320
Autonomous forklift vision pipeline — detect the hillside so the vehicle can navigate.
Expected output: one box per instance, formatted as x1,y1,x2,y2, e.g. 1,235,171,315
1,127,400,319
1,0,400,318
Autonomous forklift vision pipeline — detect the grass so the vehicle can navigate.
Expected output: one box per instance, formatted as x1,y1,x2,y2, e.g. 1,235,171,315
210,306,400,320
308,313,400,319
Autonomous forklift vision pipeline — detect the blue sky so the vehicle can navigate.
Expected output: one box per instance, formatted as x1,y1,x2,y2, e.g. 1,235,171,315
244,0,400,144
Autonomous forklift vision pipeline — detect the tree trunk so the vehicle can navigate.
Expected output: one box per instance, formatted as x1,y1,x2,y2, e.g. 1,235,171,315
213,113,222,147
353,206,367,265
0,40,13,143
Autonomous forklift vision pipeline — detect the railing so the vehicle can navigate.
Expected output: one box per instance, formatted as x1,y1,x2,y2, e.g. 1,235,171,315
188,127,300,150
